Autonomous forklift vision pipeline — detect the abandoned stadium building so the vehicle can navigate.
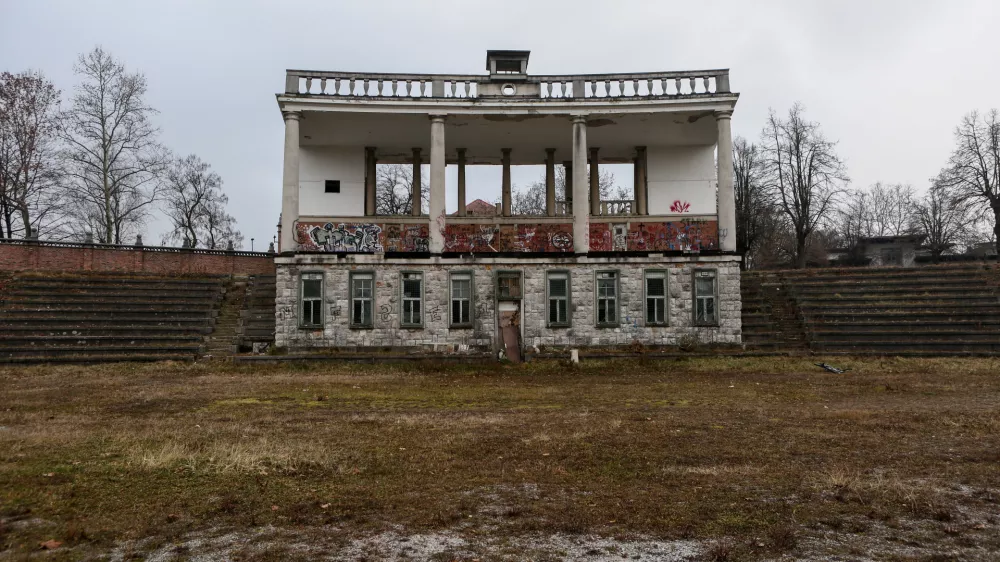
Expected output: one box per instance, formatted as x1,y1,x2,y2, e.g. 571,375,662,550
274,50,741,356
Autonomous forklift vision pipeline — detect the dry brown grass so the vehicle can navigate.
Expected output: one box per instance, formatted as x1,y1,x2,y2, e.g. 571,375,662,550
0,356,999,559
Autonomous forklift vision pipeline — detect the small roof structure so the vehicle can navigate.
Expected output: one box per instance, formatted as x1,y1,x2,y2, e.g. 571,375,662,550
450,198,497,217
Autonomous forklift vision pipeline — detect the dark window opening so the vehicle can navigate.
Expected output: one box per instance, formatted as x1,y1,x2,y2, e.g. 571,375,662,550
325,180,341,193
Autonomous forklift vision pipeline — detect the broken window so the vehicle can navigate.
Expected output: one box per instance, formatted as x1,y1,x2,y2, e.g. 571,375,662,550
300,272,323,328
694,269,718,326
401,272,423,327
596,271,618,327
547,271,570,327
450,272,473,327
496,271,522,300
645,270,667,326
350,272,374,328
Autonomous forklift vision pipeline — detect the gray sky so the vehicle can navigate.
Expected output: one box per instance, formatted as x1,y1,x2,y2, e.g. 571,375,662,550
3,0,998,249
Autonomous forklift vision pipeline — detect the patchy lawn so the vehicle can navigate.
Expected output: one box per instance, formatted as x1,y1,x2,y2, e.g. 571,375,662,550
1,357,999,560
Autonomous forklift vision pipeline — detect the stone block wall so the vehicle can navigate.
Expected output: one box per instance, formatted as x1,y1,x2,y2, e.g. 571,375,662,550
275,255,741,351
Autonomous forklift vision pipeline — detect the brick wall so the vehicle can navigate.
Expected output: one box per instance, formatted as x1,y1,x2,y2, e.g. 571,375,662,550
0,241,275,276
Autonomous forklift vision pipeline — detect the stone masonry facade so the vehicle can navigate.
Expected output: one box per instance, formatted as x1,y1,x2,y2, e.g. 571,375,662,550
275,255,741,352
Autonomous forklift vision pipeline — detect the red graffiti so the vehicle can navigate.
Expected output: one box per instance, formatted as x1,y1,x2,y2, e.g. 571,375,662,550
670,200,691,213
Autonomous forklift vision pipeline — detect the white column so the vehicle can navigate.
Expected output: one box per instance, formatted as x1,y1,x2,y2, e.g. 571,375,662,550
545,148,556,217
501,148,512,217
456,148,467,217
279,111,302,253
411,148,422,216
636,146,648,216
716,110,736,252
364,146,376,216
429,115,446,254
571,115,589,253
589,147,600,216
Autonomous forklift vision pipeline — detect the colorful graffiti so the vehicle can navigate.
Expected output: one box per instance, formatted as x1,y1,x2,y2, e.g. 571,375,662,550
383,223,429,253
590,220,719,252
444,223,574,253
298,222,383,252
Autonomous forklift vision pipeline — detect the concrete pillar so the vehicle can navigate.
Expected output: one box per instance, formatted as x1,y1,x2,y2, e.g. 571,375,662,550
636,146,648,216
364,147,376,216
563,161,573,214
456,148,467,217
572,116,589,253
411,148,422,216
501,148,512,217
429,115,446,254
716,111,736,252
589,147,600,216
279,111,302,253
545,148,556,217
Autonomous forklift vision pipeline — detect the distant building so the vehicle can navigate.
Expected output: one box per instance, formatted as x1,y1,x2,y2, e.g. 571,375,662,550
273,50,742,357
830,234,926,267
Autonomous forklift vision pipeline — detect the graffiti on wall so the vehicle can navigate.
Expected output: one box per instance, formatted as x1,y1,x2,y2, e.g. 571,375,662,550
444,223,573,253
590,220,719,252
670,200,691,213
383,224,429,253
296,222,429,253
297,222,384,253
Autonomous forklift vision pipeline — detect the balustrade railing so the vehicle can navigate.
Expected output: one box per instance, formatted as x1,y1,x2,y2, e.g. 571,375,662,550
285,69,730,100
598,200,634,216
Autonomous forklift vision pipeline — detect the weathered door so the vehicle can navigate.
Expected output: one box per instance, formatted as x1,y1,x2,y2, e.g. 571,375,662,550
497,300,522,363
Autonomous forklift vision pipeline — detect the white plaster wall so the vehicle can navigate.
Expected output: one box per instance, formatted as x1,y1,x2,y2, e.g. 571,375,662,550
299,146,365,217
647,145,716,215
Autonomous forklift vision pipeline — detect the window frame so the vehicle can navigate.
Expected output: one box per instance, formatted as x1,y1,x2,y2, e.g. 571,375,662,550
692,268,719,327
495,270,523,301
545,269,572,328
348,270,376,329
594,269,620,328
298,271,325,329
399,270,424,329
644,268,668,327
449,270,475,329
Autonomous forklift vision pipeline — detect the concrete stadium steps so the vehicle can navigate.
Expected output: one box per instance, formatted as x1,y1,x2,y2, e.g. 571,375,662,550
238,274,276,351
742,263,1000,355
0,272,226,364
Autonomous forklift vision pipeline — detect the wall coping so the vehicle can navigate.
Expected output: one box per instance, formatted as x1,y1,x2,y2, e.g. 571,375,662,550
0,238,274,258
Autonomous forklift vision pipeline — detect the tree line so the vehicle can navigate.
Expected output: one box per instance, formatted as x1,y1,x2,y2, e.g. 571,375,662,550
736,104,1000,268
0,47,242,249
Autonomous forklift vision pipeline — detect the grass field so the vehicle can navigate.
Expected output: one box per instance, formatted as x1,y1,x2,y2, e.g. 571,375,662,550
1,357,999,561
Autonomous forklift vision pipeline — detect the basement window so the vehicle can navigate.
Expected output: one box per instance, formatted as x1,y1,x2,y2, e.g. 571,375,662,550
693,269,718,326
350,272,374,328
595,271,619,327
645,270,667,326
400,272,423,328
300,272,323,328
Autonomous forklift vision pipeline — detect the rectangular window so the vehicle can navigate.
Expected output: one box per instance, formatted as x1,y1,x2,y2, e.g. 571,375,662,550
350,272,374,328
450,272,473,327
400,272,423,327
324,180,340,193
496,271,522,300
300,272,323,327
595,271,618,327
645,270,667,326
694,269,718,326
547,271,570,327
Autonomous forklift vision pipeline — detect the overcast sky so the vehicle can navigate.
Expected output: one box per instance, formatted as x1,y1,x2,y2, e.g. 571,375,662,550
3,0,998,249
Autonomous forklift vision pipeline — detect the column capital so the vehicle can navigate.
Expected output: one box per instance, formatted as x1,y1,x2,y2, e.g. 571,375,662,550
501,148,512,155
545,147,556,155
571,114,588,124
714,110,734,121
456,147,467,155
428,114,447,123
282,110,303,122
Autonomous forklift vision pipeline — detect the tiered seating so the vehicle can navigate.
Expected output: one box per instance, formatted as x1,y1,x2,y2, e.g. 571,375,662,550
238,274,276,350
743,264,1000,355
740,272,808,351
0,273,226,363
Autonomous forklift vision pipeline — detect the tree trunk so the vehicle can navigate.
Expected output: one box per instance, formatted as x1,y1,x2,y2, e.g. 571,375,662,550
19,208,31,239
795,234,807,269
993,206,1000,256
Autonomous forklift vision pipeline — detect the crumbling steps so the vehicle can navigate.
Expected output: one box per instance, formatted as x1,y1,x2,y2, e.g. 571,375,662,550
204,277,247,358
0,272,226,364
237,274,276,351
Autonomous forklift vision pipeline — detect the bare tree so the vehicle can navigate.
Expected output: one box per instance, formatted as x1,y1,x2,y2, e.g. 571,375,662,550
911,180,968,258
937,109,1000,254
733,136,773,268
375,164,427,216
0,71,63,239
160,154,242,249
836,183,916,248
60,47,166,244
510,168,623,215
762,103,849,268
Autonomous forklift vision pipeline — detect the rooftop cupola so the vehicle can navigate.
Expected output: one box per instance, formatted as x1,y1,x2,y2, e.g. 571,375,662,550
486,50,530,81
